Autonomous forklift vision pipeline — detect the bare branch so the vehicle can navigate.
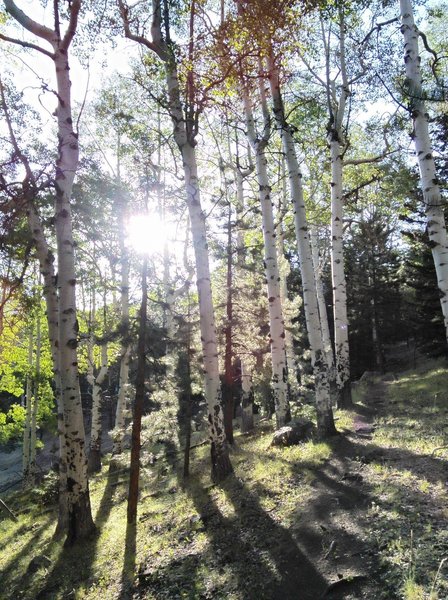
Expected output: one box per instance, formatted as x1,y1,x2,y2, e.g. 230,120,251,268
343,149,396,167
118,0,167,61
61,0,82,51
360,17,398,47
0,33,54,59
4,0,54,43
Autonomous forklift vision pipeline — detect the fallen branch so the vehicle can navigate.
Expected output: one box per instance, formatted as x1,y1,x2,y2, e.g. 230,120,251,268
0,497,18,522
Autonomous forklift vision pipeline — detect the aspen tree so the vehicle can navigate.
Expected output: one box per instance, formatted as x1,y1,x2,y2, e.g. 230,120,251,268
241,74,291,428
119,0,232,481
267,50,336,436
2,0,95,543
399,0,448,343
0,79,69,534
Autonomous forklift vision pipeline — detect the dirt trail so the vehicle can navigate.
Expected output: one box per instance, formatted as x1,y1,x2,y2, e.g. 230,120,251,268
285,378,388,600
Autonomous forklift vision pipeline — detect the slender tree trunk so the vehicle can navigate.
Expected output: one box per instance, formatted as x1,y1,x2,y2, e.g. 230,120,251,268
329,137,352,407
310,229,337,398
127,258,147,524
22,326,33,485
242,80,290,428
88,344,108,473
399,0,448,342
240,360,254,433
29,309,41,481
223,203,234,444
181,143,233,480
268,55,336,436
52,45,94,546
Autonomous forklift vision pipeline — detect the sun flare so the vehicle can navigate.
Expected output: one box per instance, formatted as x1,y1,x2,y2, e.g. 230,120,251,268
127,213,169,256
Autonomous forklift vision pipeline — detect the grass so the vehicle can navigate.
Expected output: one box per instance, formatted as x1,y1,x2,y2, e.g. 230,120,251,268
0,420,333,600
359,358,448,600
1,359,448,599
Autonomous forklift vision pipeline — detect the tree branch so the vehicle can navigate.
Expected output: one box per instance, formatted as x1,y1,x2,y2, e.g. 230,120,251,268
4,0,54,43
0,33,54,59
118,0,167,61
343,149,395,167
61,0,81,51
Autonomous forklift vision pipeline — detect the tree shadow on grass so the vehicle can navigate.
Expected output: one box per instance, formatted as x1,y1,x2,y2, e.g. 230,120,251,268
0,514,54,594
119,519,136,600
187,473,327,600
32,466,122,599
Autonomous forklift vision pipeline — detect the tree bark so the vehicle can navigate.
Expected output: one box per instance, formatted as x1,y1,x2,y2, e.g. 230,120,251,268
53,43,95,544
88,343,108,473
223,202,234,444
399,0,448,343
268,54,337,437
241,78,290,428
22,326,33,485
127,258,147,524
240,359,254,433
329,137,352,407
118,0,232,481
310,229,337,399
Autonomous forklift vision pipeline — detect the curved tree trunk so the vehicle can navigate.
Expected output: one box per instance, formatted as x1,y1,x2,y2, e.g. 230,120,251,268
399,0,448,342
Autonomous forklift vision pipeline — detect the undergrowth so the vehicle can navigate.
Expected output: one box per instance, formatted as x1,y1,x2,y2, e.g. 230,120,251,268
1,359,447,599
361,359,448,600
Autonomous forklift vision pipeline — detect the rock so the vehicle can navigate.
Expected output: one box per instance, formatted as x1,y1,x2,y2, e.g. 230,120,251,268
271,418,315,447
27,555,52,574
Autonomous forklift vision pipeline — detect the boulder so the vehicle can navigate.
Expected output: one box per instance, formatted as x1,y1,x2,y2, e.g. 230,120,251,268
271,418,315,447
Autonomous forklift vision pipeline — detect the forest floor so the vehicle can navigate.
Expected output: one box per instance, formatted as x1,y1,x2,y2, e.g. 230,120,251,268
1,357,448,600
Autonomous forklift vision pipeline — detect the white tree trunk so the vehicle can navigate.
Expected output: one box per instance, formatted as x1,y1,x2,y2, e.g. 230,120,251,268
181,143,233,479
268,57,336,436
22,326,33,485
329,138,352,407
400,0,448,341
278,220,299,392
240,359,254,433
242,83,290,428
310,229,336,392
52,44,94,544
29,309,41,481
88,343,108,473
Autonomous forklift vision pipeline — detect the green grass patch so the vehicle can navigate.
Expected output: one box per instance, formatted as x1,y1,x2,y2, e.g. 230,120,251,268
359,358,448,600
